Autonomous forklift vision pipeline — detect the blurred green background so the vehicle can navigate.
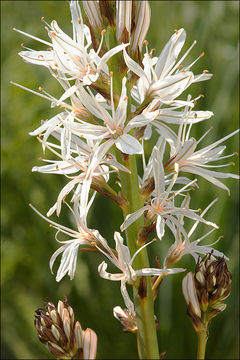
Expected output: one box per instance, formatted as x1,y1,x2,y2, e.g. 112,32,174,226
1,1,239,359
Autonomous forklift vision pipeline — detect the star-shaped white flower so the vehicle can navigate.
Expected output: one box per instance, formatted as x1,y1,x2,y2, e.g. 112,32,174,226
16,1,128,85
124,28,212,105
62,76,159,155
98,232,185,313
163,196,228,267
121,147,218,240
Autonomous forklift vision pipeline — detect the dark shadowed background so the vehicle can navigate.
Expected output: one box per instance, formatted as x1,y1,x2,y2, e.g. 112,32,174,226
1,1,239,359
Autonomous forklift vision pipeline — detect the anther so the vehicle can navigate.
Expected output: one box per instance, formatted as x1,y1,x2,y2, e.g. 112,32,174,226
21,43,24,48
200,52,205,57
78,18,82,24
234,152,238,156
194,113,198,118
37,157,42,161
144,40,148,46
174,29,179,34
41,16,45,22
177,65,183,69
101,29,106,35
197,208,202,213
52,32,57,36
110,71,113,77
13,27,16,31
199,94,205,98
203,69,209,73
230,162,235,166
210,126,214,130
39,86,43,91
123,96,128,101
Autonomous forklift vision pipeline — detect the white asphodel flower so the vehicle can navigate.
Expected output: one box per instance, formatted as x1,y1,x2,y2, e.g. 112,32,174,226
124,28,212,105
98,232,185,314
121,147,218,240
163,196,228,267
15,1,128,85
163,112,240,193
29,202,108,282
31,135,128,218
62,76,159,155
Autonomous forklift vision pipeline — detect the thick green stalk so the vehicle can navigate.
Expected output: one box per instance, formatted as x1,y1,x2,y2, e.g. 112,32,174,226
106,29,159,358
116,151,159,359
197,330,207,360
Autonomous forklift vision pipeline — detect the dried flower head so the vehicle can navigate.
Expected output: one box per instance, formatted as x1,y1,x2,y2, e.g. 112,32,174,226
34,297,97,359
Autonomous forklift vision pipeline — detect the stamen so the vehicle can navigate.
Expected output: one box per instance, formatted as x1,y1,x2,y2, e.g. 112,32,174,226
196,126,213,145
13,27,52,47
168,40,197,76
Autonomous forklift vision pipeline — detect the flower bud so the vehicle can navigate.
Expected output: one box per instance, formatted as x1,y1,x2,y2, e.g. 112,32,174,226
194,254,232,315
35,297,97,359
182,254,232,333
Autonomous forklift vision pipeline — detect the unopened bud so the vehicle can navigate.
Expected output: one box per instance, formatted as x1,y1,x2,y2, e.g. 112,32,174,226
183,254,232,333
35,297,97,359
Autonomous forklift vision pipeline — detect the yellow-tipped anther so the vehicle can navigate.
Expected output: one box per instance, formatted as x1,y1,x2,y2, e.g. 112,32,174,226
144,40,148,46
200,52,205,57
203,69,209,73
38,86,43,91
101,29,106,35
41,16,45,22
174,29,179,34
110,71,113,77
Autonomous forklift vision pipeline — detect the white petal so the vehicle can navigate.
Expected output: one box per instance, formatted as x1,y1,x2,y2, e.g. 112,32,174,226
156,215,165,240
120,206,149,231
136,267,185,277
115,134,143,154
97,43,129,73
123,48,149,82
155,28,186,80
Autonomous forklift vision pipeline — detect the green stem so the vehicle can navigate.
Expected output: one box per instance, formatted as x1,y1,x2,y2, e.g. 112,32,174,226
197,330,207,360
116,151,159,359
106,31,159,358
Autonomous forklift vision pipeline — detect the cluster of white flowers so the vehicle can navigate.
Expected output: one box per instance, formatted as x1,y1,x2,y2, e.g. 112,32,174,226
13,0,238,321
